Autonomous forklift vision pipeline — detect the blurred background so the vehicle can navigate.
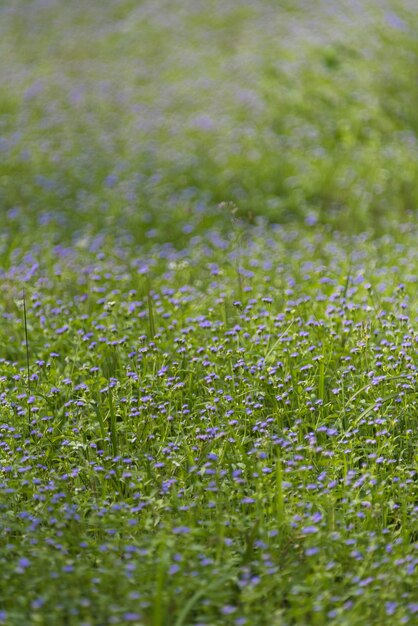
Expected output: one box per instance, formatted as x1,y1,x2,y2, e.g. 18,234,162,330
1,0,417,245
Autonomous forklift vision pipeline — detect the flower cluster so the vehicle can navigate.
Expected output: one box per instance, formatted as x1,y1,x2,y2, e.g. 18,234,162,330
0,222,417,625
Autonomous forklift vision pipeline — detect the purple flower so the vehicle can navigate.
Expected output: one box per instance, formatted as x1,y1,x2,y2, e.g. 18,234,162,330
301,526,319,535
173,526,190,534
221,605,237,615
123,613,142,622
385,602,397,616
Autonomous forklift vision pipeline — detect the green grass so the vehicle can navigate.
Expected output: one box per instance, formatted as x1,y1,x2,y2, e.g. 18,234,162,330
0,1,417,625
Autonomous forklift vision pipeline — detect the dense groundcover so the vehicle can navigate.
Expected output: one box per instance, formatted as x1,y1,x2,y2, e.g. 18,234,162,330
1,0,418,238
0,224,417,625
1,1,418,625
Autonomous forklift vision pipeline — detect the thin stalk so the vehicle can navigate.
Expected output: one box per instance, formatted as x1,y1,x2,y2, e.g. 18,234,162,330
23,290,31,426
275,452,285,524
108,389,118,457
148,292,155,340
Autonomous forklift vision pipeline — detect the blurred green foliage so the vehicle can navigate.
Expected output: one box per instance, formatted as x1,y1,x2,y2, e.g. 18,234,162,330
1,0,417,242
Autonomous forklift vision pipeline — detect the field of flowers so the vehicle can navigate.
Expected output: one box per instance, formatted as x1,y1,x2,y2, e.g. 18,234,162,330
1,1,418,625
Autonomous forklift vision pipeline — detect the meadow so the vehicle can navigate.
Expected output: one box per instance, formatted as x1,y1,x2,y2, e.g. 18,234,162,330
0,1,417,625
